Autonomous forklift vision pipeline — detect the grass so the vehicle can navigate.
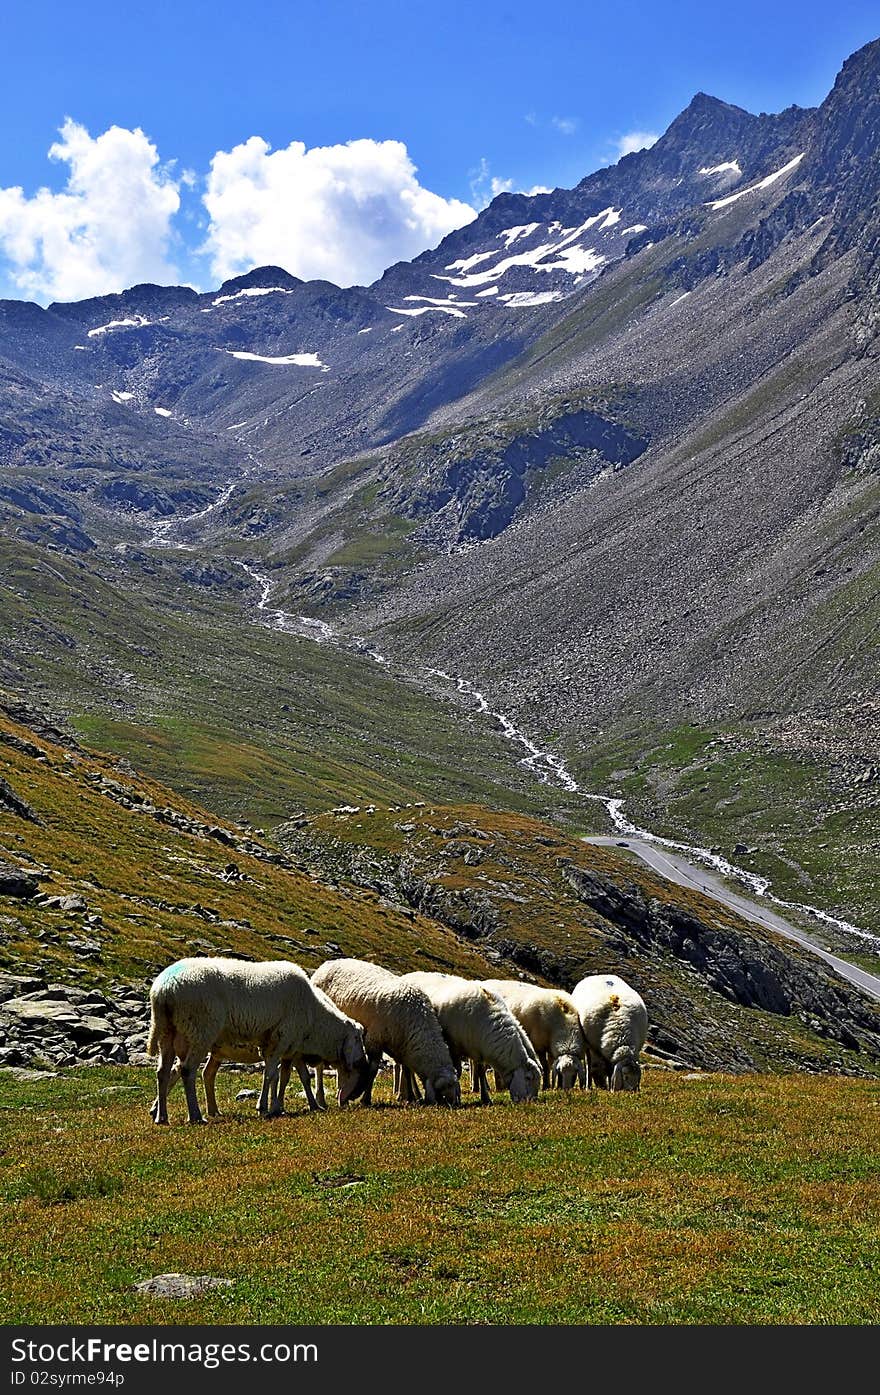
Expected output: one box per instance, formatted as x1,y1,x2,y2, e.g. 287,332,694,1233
0,529,575,829
1,1066,878,1324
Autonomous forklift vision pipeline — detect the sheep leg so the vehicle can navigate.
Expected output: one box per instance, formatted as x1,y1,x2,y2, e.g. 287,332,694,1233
273,1059,292,1114
397,1066,422,1103
150,1060,180,1121
314,1065,327,1109
263,1058,290,1116
202,1053,222,1117
259,1052,282,1115
476,1063,492,1106
153,1048,176,1125
294,1059,325,1112
360,1056,382,1108
179,1054,206,1125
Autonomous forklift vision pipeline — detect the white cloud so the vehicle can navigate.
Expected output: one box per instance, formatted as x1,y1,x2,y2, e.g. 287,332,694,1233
0,119,181,302
616,130,660,158
469,157,516,208
551,116,579,136
203,136,476,288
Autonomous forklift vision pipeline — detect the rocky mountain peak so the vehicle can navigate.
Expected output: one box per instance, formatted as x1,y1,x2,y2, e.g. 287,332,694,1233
217,266,302,294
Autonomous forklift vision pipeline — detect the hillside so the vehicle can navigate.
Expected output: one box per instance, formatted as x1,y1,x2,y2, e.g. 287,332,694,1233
1,699,879,1078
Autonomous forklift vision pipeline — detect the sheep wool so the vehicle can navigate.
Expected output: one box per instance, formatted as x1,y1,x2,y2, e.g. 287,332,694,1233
147,957,369,1124
401,971,542,1104
312,958,459,1106
482,980,587,1089
570,974,648,1091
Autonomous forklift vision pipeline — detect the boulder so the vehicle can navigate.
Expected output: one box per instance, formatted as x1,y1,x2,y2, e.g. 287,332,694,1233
0,863,38,899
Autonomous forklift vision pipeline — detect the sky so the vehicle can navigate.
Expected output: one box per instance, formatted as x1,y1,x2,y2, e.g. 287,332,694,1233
0,0,877,303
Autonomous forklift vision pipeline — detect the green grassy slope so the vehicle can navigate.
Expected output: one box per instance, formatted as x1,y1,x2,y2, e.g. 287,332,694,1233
2,1068,878,1325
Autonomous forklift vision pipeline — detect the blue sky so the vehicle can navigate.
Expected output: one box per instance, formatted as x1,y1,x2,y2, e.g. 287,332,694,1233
0,0,877,301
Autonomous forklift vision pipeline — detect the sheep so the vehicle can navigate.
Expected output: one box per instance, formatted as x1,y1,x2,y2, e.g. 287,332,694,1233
481,980,587,1089
400,971,542,1104
570,974,648,1092
311,958,460,1107
147,957,370,1124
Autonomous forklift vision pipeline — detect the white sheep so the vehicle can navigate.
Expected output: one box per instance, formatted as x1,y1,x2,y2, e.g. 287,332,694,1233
570,974,648,1091
482,980,586,1089
147,957,370,1124
400,971,542,1104
311,958,460,1107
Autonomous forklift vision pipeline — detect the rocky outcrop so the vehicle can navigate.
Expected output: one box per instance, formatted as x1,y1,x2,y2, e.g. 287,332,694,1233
0,973,148,1068
559,859,880,1059
381,405,647,544
0,778,41,824
0,862,39,897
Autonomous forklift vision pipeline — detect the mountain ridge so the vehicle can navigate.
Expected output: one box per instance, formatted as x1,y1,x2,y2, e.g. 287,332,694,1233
1,33,879,950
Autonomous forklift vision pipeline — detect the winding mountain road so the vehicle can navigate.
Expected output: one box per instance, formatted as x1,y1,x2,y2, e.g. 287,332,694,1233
584,835,880,1000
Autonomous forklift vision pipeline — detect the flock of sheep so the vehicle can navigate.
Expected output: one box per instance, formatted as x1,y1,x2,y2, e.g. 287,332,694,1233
147,955,649,1125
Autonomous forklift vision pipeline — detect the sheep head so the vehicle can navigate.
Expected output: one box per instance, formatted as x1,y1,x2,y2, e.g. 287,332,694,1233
610,1049,642,1092
508,1060,541,1103
337,1024,370,1105
425,1068,461,1108
551,1053,585,1090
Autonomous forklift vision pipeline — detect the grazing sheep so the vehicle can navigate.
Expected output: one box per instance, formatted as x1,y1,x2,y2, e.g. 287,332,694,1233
311,958,460,1107
482,980,586,1089
147,957,369,1124
570,974,648,1092
400,971,542,1104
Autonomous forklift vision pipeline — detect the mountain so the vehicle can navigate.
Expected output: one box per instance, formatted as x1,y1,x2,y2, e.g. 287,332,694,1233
1,36,879,962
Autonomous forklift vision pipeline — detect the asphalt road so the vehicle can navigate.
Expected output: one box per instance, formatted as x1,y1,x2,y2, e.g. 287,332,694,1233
584,835,880,1001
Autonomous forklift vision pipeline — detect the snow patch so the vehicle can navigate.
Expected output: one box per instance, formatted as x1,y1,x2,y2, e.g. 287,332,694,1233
445,247,499,274
111,390,134,403
619,224,648,237
154,407,172,417
708,154,803,210
668,292,691,308
387,304,467,318
436,214,612,289
225,350,328,369
599,207,622,228
73,344,88,350
497,223,540,247
404,294,477,307
542,245,604,276
700,160,742,177
88,316,152,337
210,286,294,308
357,327,372,334
477,286,500,297
500,290,565,307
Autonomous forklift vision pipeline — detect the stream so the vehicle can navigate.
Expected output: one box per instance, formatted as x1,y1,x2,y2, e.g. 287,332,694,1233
141,486,880,970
